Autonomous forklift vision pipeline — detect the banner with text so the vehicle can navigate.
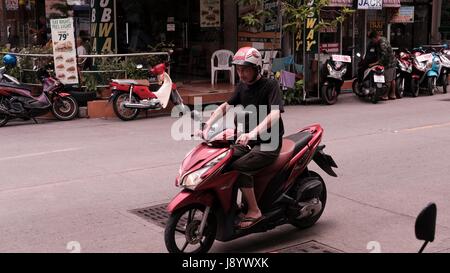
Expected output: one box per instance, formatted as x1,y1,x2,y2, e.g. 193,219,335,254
50,18,79,85
90,0,116,53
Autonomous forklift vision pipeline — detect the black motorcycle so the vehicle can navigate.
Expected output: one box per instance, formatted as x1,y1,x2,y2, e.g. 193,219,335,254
320,53,351,105
352,53,386,104
0,68,79,127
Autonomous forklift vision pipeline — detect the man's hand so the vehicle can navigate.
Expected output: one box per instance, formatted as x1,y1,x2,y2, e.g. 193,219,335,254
236,131,257,146
195,124,211,140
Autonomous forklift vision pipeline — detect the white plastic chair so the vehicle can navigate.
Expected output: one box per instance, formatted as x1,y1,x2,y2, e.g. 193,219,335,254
211,49,235,85
261,50,279,77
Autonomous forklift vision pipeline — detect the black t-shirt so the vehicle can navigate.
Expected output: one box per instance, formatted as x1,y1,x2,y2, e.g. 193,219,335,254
227,77,285,144
365,40,381,65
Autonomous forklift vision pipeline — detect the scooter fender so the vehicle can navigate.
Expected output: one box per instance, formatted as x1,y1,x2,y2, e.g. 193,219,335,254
167,190,215,213
427,71,439,77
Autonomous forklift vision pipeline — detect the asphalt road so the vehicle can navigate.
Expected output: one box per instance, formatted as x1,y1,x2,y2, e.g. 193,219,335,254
1,91,450,253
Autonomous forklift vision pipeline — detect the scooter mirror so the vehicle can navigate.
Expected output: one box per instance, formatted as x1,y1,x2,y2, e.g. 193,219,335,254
356,53,361,58
33,65,38,71
415,203,437,252
136,64,143,69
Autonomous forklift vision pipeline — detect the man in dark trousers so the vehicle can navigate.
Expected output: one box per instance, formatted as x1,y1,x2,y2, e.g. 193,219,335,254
198,47,284,229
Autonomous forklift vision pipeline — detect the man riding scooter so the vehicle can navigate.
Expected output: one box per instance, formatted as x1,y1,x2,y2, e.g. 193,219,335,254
197,47,284,229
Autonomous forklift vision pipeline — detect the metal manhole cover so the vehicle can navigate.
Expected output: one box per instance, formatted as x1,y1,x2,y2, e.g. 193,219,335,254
270,240,343,253
130,203,170,228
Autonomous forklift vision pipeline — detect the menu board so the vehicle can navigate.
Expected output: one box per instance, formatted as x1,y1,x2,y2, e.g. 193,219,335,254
200,0,220,28
50,18,79,85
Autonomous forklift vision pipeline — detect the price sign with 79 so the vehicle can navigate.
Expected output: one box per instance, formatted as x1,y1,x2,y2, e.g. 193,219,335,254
58,33,69,41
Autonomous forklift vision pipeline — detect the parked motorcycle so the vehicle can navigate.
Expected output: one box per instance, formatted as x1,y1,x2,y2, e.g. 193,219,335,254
395,49,413,98
411,48,441,96
437,45,450,94
352,53,386,103
0,67,79,127
164,115,338,253
320,53,351,105
109,63,187,121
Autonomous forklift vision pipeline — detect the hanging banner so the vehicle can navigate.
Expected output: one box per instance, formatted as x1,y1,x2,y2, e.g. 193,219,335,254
200,0,220,28
90,0,116,53
50,18,79,85
6,0,19,10
304,3,319,53
263,0,279,32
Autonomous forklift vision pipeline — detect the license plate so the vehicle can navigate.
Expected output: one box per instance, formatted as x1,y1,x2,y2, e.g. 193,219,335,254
374,75,385,83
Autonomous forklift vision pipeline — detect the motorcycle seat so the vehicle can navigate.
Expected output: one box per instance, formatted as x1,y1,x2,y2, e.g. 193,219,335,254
285,131,313,155
0,82,31,92
112,79,139,85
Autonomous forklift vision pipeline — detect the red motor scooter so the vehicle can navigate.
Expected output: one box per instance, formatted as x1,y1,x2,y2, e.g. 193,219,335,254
109,63,187,121
164,121,338,253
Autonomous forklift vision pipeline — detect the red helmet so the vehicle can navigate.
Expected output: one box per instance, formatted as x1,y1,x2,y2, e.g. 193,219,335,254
232,47,262,70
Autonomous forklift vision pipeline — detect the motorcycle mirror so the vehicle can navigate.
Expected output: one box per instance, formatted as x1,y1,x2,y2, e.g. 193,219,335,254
356,53,361,58
415,203,437,253
33,65,38,71
136,64,143,69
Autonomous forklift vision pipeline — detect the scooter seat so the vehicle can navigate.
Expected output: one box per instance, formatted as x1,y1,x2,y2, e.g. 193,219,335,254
285,131,313,155
0,82,31,92
255,139,295,177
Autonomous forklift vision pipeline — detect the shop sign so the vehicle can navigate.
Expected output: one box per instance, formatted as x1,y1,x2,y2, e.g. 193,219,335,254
200,0,220,28
390,6,414,23
357,0,383,10
90,0,116,53
50,18,79,85
6,0,19,10
263,0,280,32
321,43,340,53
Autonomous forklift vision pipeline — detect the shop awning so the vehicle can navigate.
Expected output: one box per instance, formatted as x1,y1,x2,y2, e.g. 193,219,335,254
383,0,401,7
328,0,353,7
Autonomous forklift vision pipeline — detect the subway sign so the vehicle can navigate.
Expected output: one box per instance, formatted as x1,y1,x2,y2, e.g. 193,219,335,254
357,0,383,9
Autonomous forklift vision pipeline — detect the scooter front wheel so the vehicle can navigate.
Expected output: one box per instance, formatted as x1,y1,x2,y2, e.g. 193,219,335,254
52,96,79,121
112,93,140,121
321,84,338,105
164,204,217,253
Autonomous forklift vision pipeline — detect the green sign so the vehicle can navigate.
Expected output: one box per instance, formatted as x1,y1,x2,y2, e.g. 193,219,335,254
90,0,116,53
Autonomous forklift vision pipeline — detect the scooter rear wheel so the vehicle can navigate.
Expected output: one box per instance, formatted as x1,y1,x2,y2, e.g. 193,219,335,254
113,93,140,121
321,85,338,105
288,171,327,229
165,204,217,253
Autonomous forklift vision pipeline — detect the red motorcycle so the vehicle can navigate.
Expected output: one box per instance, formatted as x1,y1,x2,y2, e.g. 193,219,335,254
109,63,187,121
0,67,79,127
164,122,338,253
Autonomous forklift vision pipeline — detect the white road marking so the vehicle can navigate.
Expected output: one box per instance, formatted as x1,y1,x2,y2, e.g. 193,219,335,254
0,148,82,161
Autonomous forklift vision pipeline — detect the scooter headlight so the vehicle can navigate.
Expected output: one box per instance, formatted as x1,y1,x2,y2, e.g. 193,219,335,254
327,64,332,72
180,150,229,190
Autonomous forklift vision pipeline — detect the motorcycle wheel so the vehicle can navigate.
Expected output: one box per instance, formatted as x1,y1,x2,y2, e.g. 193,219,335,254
321,85,338,105
428,77,436,96
52,96,79,121
164,204,217,253
395,77,404,98
288,171,327,229
0,114,8,127
352,79,363,97
113,93,140,121
410,78,419,97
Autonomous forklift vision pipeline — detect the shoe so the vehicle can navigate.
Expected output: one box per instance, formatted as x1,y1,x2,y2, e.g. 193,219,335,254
389,96,396,100
380,96,388,100
236,215,265,230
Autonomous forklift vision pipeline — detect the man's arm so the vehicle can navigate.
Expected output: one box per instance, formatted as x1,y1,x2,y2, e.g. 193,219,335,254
237,109,280,145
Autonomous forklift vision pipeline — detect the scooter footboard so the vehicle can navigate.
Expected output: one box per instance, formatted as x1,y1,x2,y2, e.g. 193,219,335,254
167,190,215,213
